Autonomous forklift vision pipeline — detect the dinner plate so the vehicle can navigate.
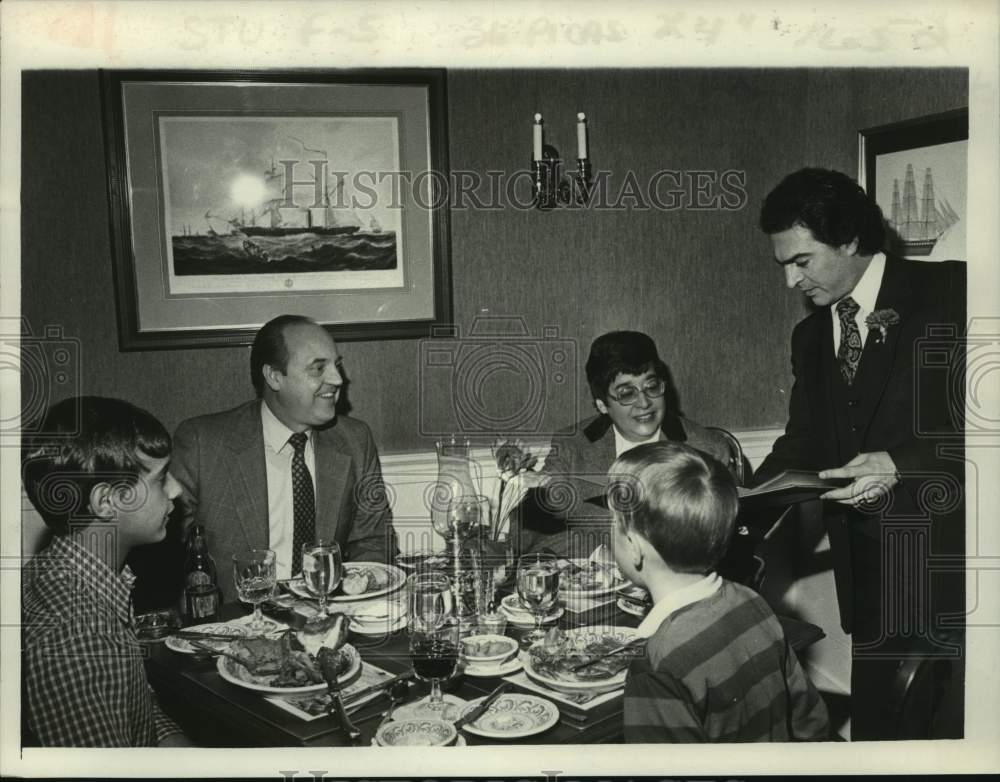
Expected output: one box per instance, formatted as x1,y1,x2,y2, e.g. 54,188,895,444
557,559,627,598
462,656,523,678
616,597,648,618
499,594,564,626
216,643,361,694
287,562,406,603
165,621,258,654
522,625,640,695
458,693,559,739
349,614,407,636
392,693,467,722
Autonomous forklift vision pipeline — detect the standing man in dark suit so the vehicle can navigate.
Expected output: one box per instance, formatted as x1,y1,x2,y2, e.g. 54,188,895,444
755,168,965,740
171,315,397,602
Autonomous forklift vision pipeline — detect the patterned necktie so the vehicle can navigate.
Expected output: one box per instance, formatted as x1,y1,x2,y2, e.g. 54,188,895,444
289,431,315,575
836,296,863,386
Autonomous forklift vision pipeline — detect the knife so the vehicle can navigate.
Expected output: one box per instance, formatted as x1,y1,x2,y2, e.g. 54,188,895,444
453,682,510,731
568,638,645,673
342,670,414,708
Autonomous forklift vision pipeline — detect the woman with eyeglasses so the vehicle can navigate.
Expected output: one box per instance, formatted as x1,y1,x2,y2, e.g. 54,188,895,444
516,330,738,558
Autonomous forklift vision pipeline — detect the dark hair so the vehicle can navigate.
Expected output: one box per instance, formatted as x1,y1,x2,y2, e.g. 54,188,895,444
585,331,669,402
21,396,171,534
607,441,737,574
759,167,886,255
250,315,315,397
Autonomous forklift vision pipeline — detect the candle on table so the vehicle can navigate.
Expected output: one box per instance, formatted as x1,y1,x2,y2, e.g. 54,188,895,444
576,112,588,160
533,113,543,162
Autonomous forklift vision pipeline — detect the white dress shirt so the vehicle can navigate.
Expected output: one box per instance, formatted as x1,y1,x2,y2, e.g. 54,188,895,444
831,251,887,353
261,401,317,580
635,572,722,638
612,427,663,458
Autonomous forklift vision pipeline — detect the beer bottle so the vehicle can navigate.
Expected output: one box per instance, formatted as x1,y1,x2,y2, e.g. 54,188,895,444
184,524,220,623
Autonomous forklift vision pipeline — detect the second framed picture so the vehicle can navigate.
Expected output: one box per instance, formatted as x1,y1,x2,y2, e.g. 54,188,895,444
102,69,452,349
858,108,967,262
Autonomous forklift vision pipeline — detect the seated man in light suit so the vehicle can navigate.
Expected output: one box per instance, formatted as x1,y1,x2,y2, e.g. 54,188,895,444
171,314,397,602
521,331,734,558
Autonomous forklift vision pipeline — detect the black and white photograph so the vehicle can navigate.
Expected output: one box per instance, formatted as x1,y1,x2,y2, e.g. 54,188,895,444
1,1,998,780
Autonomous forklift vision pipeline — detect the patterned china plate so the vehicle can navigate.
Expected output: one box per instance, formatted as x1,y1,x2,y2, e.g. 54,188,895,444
165,621,258,654
457,693,559,738
522,625,640,695
216,643,361,694
287,562,406,603
616,597,648,618
375,717,457,747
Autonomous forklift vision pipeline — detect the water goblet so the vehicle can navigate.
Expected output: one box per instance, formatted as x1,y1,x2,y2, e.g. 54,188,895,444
516,552,560,648
232,548,276,630
301,540,343,617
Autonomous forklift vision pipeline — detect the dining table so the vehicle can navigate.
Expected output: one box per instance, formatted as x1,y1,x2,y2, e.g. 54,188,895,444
143,580,642,747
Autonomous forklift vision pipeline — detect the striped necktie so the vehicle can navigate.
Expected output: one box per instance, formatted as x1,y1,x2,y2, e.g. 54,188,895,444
289,431,315,575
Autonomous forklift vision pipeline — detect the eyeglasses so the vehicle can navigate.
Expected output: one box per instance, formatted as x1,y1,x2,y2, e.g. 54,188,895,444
606,378,666,406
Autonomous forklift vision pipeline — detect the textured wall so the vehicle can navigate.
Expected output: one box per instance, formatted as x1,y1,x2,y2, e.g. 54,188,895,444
21,68,967,451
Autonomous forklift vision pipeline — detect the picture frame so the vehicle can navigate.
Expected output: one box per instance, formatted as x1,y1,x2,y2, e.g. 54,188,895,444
101,69,452,350
858,108,968,261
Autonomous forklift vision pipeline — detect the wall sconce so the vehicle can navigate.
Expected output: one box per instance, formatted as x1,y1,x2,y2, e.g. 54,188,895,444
531,112,592,210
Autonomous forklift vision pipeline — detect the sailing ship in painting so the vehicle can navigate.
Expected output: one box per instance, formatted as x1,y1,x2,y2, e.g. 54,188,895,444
171,147,397,276
888,163,960,257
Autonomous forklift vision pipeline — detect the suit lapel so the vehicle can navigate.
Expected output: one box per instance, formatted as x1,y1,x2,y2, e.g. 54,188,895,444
224,402,269,550
314,427,352,545
851,256,913,438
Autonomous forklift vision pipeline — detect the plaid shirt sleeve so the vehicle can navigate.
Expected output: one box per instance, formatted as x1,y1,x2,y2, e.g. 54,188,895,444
24,627,180,746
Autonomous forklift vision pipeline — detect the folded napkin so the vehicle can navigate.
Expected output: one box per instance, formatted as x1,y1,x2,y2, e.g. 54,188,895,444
264,662,395,721
560,593,618,614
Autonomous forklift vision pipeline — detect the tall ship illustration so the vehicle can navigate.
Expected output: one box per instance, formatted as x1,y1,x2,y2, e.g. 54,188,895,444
239,169,362,237
888,164,960,256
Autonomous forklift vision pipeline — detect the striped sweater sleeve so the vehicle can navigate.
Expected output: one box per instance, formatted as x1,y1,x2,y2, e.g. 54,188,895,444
783,638,830,740
623,665,709,743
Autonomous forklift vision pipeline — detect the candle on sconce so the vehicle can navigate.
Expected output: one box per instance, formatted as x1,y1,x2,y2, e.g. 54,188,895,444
533,113,543,161
576,112,588,160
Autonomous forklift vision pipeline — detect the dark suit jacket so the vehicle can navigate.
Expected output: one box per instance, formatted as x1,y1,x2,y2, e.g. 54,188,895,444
755,256,966,565
518,411,733,557
171,400,397,603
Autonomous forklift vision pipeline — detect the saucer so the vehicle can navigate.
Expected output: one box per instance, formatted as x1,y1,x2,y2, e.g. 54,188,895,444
462,656,522,678
392,693,468,722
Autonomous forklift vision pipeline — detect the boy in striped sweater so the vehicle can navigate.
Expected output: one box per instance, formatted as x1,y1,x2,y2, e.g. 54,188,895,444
607,441,829,742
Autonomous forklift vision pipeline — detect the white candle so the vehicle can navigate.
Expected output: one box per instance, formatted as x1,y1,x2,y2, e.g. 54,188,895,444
533,113,543,161
576,112,588,160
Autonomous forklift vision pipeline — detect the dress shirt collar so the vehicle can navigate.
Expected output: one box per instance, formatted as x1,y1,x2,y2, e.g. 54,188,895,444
612,426,662,458
261,399,310,454
635,571,722,638
833,251,886,315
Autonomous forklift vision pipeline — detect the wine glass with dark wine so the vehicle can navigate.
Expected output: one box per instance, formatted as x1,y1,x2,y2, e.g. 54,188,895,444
301,540,343,617
232,548,276,630
406,571,460,718
516,552,560,648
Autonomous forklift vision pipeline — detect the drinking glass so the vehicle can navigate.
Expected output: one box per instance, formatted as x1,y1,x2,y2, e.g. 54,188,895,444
516,552,560,648
407,571,453,633
301,540,343,617
434,493,488,540
233,548,276,630
406,572,460,718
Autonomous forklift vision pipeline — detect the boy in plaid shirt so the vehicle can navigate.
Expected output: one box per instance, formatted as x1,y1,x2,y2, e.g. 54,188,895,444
608,442,829,742
22,396,192,746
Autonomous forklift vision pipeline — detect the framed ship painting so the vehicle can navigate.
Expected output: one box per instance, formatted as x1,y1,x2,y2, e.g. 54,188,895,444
102,69,451,349
858,108,967,262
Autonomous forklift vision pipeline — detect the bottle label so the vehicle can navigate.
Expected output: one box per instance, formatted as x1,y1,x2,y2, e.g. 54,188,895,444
186,584,219,621
186,571,212,589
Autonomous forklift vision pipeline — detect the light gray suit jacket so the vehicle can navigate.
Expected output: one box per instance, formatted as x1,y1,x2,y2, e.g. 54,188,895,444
171,400,397,602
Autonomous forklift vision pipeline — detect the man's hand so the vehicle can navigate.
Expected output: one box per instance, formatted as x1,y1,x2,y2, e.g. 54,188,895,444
819,451,899,506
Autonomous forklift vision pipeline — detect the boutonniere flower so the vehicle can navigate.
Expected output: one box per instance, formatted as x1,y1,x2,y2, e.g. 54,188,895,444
866,308,900,344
